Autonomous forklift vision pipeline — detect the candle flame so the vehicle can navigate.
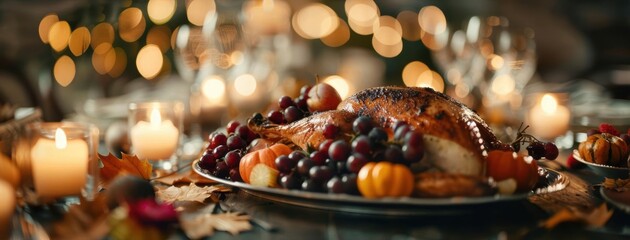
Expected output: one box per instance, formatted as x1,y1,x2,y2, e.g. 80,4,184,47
541,94,558,114
150,108,161,126
55,128,67,149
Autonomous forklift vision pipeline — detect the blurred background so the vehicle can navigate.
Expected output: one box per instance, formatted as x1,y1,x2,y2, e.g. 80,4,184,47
0,0,629,149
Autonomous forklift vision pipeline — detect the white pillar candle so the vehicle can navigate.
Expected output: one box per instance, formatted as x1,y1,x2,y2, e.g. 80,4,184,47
528,94,570,140
130,108,179,160
0,180,15,237
30,128,88,198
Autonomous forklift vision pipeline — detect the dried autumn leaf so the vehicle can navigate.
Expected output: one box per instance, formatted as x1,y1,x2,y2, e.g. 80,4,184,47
542,203,613,229
180,204,252,239
153,169,216,185
99,153,152,184
602,178,630,192
156,183,231,203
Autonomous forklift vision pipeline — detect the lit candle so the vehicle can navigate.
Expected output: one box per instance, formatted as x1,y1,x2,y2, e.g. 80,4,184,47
0,180,15,237
130,107,179,160
30,128,88,198
528,94,570,139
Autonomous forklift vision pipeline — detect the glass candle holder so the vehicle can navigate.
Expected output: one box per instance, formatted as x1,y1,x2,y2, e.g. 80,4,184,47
526,93,571,140
12,122,99,205
128,101,184,175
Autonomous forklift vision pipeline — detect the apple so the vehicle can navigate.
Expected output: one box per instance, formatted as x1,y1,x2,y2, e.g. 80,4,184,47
307,83,342,112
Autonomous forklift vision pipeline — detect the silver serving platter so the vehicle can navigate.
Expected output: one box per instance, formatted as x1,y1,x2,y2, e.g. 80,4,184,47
193,160,569,215
573,150,629,179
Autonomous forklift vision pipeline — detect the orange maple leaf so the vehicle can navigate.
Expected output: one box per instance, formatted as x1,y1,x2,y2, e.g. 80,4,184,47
99,153,152,184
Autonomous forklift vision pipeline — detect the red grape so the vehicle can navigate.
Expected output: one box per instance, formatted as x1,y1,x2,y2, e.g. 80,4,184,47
326,177,344,194
229,168,242,182
309,166,334,183
297,158,315,176
351,136,371,156
309,150,328,165
353,116,373,135
402,144,423,163
214,161,229,178
275,155,296,174
526,142,545,160
226,120,240,134
300,85,312,97
267,110,284,124
394,125,412,142
544,142,559,160
385,144,404,163
278,96,295,109
199,153,217,170
284,106,303,123
209,133,227,149
318,139,334,153
235,125,251,139
346,153,369,174
224,150,241,168
295,96,308,111
323,124,340,139
280,173,301,189
341,174,359,195
226,135,246,150
288,150,307,162
368,127,388,145
328,140,351,162
301,179,323,192
212,145,229,159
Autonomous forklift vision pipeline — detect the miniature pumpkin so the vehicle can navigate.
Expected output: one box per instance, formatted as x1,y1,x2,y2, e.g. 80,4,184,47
357,162,414,198
486,150,539,193
239,143,292,183
578,133,629,167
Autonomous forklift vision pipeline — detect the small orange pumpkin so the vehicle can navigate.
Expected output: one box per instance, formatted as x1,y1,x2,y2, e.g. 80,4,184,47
239,143,292,183
486,150,539,193
578,133,629,167
357,162,414,198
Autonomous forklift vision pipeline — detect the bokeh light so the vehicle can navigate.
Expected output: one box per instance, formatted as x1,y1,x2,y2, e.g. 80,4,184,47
234,74,257,96
321,18,350,47
53,55,75,87
323,75,350,99
418,6,447,35
136,44,164,79
68,27,91,56
345,0,379,35
38,14,59,44
490,74,515,96
416,71,445,92
372,35,403,58
147,25,172,53
373,16,403,45
48,21,71,52
91,22,115,50
92,43,116,74
187,0,216,26
108,47,127,78
201,75,226,100
397,11,421,41
293,3,338,39
402,61,429,87
119,7,146,42
147,0,176,25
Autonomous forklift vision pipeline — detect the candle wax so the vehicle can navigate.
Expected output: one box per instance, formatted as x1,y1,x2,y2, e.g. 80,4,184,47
31,138,88,198
130,120,179,160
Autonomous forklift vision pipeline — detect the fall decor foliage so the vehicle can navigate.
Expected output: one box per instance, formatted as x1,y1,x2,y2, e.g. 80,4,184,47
99,153,152,184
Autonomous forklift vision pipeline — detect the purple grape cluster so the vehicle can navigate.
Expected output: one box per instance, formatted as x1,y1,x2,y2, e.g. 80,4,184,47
267,85,313,124
199,120,259,181
272,116,425,194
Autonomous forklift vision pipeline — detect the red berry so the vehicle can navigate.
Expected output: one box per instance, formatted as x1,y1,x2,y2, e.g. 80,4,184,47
323,124,339,139
599,123,620,136
543,142,559,160
226,120,241,134
267,110,284,124
566,154,585,169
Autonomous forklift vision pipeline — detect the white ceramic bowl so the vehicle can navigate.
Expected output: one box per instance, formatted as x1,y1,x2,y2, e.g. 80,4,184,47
573,150,629,179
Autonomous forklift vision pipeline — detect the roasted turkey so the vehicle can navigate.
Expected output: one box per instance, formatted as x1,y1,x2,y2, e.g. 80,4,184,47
248,86,508,177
